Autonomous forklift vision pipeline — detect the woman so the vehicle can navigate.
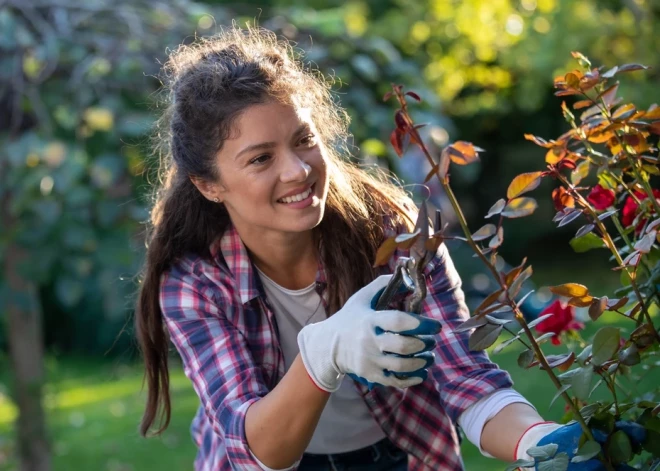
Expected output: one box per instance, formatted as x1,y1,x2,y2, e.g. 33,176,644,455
136,26,591,471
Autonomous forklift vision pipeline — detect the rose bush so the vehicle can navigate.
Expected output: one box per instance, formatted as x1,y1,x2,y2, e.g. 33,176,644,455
376,53,660,470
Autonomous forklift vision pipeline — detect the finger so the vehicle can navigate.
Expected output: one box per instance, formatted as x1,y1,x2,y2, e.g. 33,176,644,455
352,275,393,304
375,310,442,336
396,313,442,336
378,351,435,374
378,332,435,355
379,370,428,389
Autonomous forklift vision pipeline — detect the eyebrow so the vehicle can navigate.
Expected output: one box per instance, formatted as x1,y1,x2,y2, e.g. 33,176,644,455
235,124,311,160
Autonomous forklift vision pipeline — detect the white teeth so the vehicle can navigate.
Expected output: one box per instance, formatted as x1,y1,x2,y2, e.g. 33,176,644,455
279,187,312,204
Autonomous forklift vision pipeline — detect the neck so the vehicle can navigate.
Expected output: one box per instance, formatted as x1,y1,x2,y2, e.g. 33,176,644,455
238,227,319,290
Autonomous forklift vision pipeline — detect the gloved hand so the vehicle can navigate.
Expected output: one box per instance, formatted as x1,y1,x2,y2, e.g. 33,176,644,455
516,421,647,471
297,275,442,392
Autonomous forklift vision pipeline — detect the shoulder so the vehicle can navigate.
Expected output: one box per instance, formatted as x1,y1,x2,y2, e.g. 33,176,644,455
160,251,235,313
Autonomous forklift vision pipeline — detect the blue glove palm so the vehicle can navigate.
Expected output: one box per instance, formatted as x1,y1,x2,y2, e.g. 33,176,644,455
529,421,646,471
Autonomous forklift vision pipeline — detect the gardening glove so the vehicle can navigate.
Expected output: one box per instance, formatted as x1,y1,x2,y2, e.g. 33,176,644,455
298,274,442,392
515,421,647,471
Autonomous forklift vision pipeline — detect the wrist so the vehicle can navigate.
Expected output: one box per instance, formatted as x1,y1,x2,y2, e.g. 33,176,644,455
515,422,562,467
297,325,343,392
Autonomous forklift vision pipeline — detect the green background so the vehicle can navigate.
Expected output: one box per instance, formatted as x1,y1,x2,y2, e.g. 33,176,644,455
1,0,658,469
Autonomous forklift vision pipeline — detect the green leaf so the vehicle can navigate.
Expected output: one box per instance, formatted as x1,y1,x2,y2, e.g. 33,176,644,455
524,313,554,331
571,160,590,185
454,316,489,333
538,453,569,471
492,335,520,355
472,224,497,241
527,443,559,460
518,349,535,368
590,411,616,433
570,233,606,253
468,323,503,351
502,197,538,218
558,368,580,384
591,326,621,366
618,345,641,366
550,384,572,408
505,459,536,471
571,366,593,401
607,430,632,464
642,429,660,456
577,344,592,364
580,403,604,421
597,173,617,190
486,199,506,218
571,440,601,463
536,332,557,344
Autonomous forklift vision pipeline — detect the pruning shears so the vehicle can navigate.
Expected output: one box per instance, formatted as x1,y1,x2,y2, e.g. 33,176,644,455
372,202,437,315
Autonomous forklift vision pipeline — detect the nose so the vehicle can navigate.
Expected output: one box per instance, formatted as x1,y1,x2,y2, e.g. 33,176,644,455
280,152,311,183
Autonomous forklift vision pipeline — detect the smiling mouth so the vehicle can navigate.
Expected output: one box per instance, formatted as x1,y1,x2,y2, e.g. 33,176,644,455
277,184,314,204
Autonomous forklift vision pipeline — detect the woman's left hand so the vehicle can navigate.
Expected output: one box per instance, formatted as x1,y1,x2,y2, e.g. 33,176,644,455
515,421,647,471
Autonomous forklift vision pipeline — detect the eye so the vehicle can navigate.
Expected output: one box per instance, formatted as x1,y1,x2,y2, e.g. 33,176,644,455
249,154,271,165
299,134,317,147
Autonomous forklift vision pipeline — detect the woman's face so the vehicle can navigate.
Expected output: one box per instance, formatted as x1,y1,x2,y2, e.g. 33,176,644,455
205,101,329,240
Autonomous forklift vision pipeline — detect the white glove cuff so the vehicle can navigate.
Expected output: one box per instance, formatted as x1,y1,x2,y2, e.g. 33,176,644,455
515,422,562,469
297,325,343,393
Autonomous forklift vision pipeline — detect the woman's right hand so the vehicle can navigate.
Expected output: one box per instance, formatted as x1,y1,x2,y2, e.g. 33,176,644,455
297,275,442,392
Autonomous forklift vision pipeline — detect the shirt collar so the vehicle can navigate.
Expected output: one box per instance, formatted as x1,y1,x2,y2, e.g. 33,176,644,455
210,222,327,305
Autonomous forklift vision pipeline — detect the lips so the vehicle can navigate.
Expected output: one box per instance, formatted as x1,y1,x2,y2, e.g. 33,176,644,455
277,183,314,204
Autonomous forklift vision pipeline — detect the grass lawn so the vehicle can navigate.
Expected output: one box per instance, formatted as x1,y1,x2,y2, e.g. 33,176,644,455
0,312,657,471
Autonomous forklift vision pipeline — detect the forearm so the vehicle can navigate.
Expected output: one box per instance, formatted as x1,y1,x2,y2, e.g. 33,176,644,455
480,403,544,461
245,354,330,469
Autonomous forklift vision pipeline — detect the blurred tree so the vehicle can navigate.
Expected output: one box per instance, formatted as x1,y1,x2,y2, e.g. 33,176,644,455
0,1,236,468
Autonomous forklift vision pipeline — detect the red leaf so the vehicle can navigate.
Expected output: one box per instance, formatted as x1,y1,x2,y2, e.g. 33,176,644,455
390,129,404,157
573,100,592,110
649,122,660,135
405,91,422,102
394,110,409,131
598,83,619,109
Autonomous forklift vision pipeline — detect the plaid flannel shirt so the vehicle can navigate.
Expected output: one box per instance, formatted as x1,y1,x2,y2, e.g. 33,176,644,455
160,217,513,471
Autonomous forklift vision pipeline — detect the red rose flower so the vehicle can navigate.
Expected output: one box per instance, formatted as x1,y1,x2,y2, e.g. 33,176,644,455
586,184,615,210
535,299,584,345
621,189,660,230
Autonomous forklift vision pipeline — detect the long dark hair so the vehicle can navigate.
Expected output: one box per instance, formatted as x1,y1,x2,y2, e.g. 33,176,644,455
136,25,415,436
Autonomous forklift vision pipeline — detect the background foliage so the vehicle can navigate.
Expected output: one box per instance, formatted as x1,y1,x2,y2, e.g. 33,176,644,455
0,0,658,470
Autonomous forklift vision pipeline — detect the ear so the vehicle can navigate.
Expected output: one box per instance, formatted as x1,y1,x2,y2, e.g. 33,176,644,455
190,176,225,203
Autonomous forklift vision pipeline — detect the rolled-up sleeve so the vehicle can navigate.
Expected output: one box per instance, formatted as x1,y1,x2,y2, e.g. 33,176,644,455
160,265,268,469
421,243,514,423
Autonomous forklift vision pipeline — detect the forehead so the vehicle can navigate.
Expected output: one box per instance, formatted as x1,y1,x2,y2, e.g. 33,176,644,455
231,101,313,141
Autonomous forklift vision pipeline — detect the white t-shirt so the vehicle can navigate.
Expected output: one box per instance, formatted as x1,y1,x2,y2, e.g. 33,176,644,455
256,268,386,454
